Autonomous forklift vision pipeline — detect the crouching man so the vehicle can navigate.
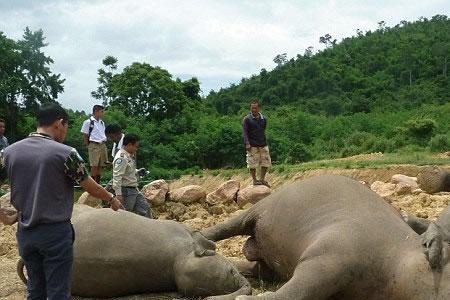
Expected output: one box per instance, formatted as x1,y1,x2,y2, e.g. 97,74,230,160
113,133,152,218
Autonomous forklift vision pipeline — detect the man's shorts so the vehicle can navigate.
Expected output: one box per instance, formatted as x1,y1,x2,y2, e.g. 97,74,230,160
246,146,272,169
88,142,108,167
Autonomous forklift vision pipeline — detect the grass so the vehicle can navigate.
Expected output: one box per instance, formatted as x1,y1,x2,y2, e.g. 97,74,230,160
152,151,450,183
270,151,450,175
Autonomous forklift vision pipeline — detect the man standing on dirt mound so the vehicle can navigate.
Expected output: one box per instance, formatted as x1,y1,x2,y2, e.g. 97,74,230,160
0,103,122,300
242,100,271,187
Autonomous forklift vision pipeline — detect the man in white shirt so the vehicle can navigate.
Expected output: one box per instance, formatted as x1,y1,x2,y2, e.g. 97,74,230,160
80,105,108,184
105,124,124,159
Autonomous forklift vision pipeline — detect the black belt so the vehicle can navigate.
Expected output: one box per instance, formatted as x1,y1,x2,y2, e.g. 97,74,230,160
89,141,104,144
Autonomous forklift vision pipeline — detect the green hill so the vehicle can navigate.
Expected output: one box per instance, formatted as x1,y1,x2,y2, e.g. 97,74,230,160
206,15,450,116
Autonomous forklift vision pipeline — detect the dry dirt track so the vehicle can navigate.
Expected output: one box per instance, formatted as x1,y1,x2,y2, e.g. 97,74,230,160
1,164,450,299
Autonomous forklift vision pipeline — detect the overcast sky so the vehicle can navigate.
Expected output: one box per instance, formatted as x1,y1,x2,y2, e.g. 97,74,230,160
0,0,449,112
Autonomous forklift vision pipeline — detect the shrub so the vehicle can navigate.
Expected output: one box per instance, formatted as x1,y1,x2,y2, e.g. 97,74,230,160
428,134,450,152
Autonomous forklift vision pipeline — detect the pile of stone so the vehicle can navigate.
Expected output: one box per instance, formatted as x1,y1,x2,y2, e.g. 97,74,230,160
78,179,273,221
369,173,450,220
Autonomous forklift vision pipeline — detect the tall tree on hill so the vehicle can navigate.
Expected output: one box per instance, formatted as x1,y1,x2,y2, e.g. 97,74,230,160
432,42,449,78
0,28,64,140
106,62,200,120
91,55,118,106
273,53,287,67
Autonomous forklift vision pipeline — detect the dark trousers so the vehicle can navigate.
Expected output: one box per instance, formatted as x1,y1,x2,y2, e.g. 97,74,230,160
17,222,74,300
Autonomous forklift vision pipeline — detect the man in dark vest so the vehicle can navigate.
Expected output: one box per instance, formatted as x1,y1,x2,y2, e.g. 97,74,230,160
0,103,122,300
242,100,272,187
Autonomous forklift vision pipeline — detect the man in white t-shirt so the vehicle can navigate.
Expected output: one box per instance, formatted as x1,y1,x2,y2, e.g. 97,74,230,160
80,105,108,184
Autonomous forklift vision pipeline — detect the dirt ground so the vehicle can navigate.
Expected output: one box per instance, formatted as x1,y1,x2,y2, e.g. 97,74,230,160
1,164,450,299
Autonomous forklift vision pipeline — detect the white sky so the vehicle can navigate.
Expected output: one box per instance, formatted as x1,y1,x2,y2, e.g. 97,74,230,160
0,0,449,112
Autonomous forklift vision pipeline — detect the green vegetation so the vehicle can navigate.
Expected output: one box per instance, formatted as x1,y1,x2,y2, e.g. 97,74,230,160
1,16,450,180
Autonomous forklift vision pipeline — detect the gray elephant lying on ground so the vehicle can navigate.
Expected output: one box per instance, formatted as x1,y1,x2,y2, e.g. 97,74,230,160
18,204,251,299
202,175,450,300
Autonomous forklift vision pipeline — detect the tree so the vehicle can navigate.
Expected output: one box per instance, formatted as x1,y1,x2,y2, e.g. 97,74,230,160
91,55,118,106
304,46,314,58
0,28,64,140
107,62,198,120
432,42,449,77
319,34,336,47
273,53,287,67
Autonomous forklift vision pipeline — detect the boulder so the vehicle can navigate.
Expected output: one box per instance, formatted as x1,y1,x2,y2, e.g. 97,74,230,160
370,181,396,198
0,192,13,210
169,185,206,204
391,174,418,188
206,180,240,206
237,185,271,208
394,183,413,196
77,192,102,207
141,179,169,206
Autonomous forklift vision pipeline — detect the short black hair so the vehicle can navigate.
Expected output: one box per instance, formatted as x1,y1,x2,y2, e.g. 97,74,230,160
105,124,122,135
250,100,260,107
93,105,104,113
37,103,69,127
123,133,140,146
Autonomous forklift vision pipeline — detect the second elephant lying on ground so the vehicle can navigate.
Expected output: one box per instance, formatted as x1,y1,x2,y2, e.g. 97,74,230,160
202,175,450,300
18,205,251,299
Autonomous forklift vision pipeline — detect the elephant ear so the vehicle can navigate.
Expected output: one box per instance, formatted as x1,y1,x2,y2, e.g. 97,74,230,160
422,222,444,271
192,230,216,257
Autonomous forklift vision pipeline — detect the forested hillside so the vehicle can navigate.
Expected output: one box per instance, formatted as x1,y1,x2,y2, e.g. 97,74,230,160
1,16,450,180
207,15,450,116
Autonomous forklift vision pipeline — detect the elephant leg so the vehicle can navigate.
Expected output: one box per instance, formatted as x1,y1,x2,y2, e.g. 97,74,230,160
236,255,350,300
401,211,431,234
201,208,258,241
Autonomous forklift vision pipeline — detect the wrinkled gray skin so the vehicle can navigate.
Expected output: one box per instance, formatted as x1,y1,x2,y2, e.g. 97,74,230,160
404,205,450,270
202,175,450,300
18,205,251,299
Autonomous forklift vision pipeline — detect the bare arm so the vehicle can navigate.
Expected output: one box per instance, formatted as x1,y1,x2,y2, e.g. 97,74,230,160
83,133,89,146
80,177,123,210
242,117,251,150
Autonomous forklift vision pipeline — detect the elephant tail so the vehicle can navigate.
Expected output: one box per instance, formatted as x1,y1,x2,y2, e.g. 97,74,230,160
17,258,27,285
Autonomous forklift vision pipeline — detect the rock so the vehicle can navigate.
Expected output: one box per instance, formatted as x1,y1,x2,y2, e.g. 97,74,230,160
394,183,412,195
77,192,102,207
169,185,206,204
0,192,14,210
206,180,240,206
141,179,169,206
237,185,271,208
391,174,418,188
370,181,396,198
412,188,423,195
